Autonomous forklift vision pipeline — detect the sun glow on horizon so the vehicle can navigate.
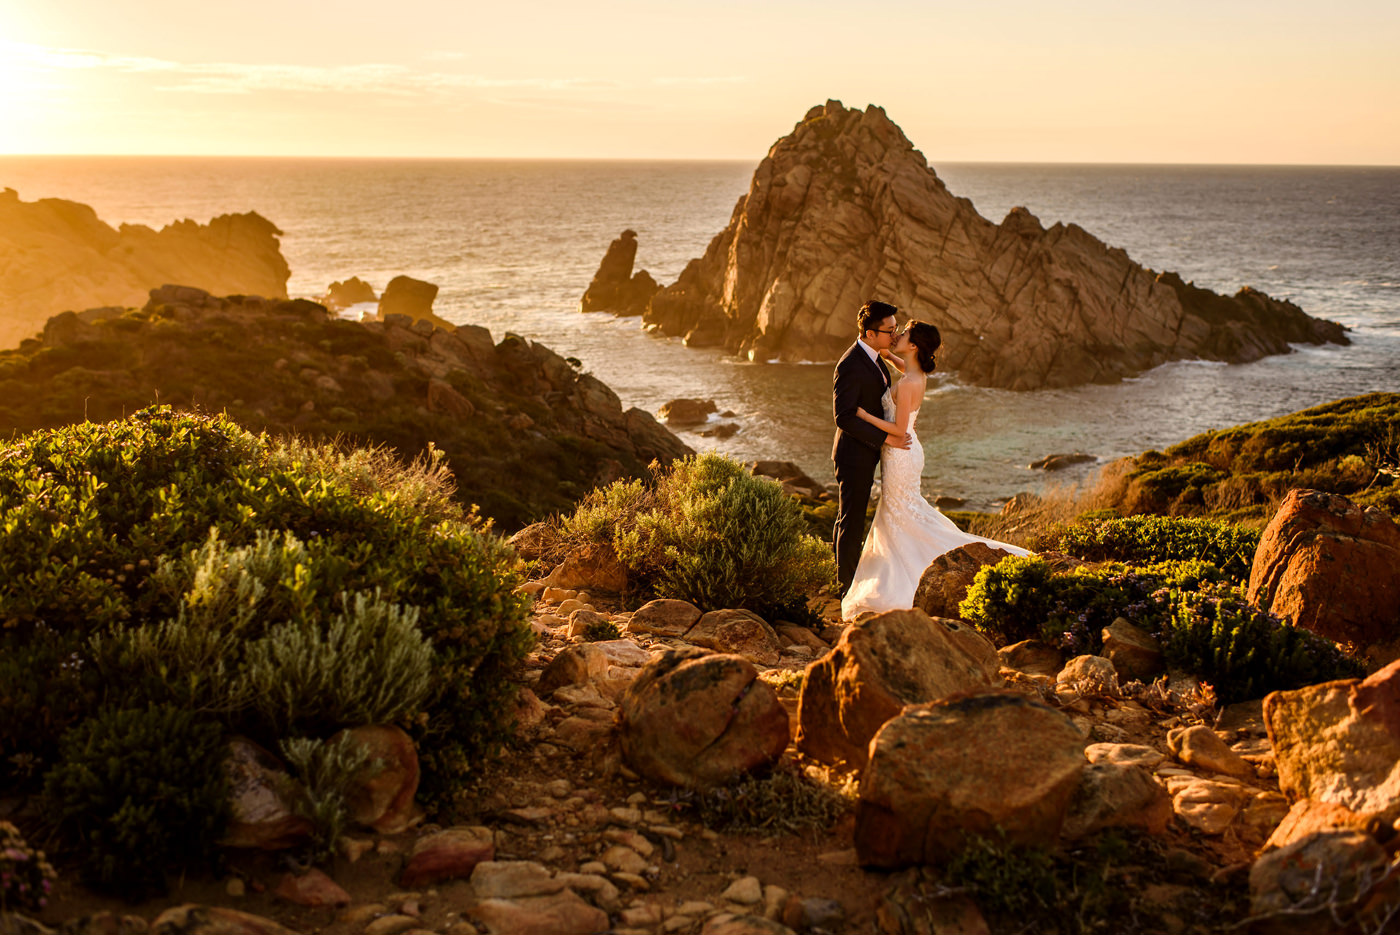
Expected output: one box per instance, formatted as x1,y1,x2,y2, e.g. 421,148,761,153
1,1,1397,164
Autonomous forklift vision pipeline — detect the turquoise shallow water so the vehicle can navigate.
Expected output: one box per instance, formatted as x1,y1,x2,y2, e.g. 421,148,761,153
2,157,1397,510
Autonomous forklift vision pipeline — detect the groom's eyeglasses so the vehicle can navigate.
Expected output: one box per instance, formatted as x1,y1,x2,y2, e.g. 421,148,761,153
876,328,897,336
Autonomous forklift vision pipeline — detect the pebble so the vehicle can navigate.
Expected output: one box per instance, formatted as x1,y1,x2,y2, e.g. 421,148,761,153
601,845,650,876
721,876,763,905
339,905,386,925
612,871,650,890
604,829,655,857
362,915,420,935
579,860,608,875
610,806,644,825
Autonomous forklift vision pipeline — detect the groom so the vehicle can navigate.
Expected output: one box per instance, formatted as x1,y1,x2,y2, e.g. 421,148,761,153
832,300,909,597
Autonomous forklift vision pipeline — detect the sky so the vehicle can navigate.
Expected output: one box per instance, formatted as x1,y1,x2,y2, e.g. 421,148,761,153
1,0,1397,164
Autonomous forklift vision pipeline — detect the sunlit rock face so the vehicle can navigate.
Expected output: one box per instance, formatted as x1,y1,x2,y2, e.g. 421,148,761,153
639,101,1347,389
0,187,290,348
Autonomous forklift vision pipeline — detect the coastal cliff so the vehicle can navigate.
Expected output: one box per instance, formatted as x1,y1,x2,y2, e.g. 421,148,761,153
0,188,291,349
622,101,1347,389
0,285,690,528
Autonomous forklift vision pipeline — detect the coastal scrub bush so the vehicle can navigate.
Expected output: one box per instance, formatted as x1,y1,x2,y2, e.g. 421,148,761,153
1037,515,1261,585
278,734,378,865
0,821,56,913
1159,586,1363,704
0,407,532,814
42,704,229,896
561,453,835,618
960,556,1361,702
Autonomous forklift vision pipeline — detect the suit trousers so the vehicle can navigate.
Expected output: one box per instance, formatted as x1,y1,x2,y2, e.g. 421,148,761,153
833,448,879,596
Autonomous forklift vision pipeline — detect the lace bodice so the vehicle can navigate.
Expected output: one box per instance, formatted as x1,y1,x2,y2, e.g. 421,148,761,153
840,386,1030,620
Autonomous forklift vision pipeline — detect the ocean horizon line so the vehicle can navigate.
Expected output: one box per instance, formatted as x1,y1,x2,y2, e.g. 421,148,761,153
2,154,1398,171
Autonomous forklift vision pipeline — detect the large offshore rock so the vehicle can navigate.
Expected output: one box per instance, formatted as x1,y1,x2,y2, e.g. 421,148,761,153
795,609,999,767
0,187,289,348
1247,488,1400,650
632,101,1346,388
579,229,660,316
855,692,1086,867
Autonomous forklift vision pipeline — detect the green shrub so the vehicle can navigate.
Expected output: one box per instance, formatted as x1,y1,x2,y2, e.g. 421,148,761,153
582,618,621,641
1159,586,1364,704
1039,515,1261,585
0,821,56,912
0,408,531,807
562,453,835,618
244,591,434,735
957,555,1057,646
279,734,378,865
43,704,229,896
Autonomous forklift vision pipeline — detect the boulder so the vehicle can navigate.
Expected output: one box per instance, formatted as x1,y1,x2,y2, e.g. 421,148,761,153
1248,831,1395,934
272,869,350,907
400,826,496,888
617,648,789,787
1085,742,1166,771
426,379,475,420
1247,488,1400,649
1166,725,1254,779
633,102,1346,388
471,891,609,935
579,230,661,316
509,522,562,563
320,276,377,310
378,275,452,329
1056,655,1119,695
1029,453,1096,471
749,460,825,499
997,640,1063,677
537,644,610,697
1265,660,1400,823
1169,777,1249,835
1061,763,1172,838
1100,618,1165,682
911,542,1016,620
150,907,296,935
543,542,629,593
684,609,784,666
795,609,999,767
220,738,312,850
625,598,704,638
855,692,1087,866
1265,799,1379,850
657,398,718,425
335,724,421,833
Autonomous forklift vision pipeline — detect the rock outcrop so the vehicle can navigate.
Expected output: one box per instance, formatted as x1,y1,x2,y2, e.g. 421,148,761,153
795,610,1000,767
1247,488,1400,650
376,275,455,331
319,277,377,310
628,101,1347,389
0,285,691,529
0,188,289,349
580,230,660,316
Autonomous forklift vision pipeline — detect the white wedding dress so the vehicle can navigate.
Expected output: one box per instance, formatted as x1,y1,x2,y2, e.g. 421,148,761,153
841,389,1031,621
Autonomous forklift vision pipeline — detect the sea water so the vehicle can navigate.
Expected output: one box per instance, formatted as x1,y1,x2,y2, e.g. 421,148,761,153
2,157,1397,510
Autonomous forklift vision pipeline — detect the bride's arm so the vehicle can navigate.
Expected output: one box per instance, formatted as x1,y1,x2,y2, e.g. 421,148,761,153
855,405,898,434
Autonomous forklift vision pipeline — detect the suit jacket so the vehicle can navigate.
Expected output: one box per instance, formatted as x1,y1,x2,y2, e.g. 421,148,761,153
831,341,891,465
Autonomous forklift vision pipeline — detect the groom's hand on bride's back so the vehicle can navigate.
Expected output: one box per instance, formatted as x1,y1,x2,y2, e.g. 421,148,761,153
885,432,912,449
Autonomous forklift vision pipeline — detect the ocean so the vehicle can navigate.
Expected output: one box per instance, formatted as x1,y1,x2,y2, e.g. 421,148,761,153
2,157,1397,511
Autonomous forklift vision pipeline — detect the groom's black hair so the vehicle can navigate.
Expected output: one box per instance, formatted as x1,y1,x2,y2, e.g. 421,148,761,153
857,300,897,336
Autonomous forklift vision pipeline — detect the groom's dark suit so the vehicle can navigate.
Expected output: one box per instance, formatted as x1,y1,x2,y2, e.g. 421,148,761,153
832,340,892,596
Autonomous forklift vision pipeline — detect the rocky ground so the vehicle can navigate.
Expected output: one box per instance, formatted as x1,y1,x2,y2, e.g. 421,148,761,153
20,576,1325,935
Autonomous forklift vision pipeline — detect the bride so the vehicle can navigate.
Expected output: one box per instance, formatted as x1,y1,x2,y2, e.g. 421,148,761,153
840,320,1031,621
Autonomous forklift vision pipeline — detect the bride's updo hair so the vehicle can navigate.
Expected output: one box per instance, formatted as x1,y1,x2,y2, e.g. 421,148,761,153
906,321,941,372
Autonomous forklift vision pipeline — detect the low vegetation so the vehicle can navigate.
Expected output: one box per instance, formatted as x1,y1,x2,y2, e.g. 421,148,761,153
0,407,532,892
959,514,1364,703
560,453,836,620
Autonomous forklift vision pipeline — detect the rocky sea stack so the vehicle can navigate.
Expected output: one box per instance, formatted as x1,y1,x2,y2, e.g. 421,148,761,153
609,101,1348,389
0,188,290,349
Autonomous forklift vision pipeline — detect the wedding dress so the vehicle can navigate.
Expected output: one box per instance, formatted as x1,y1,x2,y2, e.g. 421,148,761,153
841,388,1031,621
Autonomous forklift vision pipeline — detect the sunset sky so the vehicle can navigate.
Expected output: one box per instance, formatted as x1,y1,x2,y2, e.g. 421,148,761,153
2,0,1397,164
